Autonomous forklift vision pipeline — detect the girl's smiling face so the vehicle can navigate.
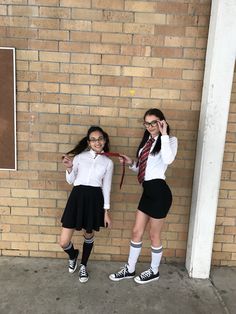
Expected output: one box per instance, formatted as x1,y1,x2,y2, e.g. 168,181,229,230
88,130,106,153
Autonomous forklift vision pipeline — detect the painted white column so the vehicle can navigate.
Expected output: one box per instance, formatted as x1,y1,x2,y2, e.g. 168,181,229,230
185,0,236,279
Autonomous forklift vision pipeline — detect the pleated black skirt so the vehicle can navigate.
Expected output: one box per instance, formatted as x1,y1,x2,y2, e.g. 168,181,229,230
138,179,172,219
61,185,105,233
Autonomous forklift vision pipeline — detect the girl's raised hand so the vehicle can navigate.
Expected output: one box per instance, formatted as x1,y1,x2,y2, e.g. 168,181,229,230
158,120,168,135
62,155,73,169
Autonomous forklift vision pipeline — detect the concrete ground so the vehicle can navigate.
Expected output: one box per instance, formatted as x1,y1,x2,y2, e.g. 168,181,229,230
0,256,235,314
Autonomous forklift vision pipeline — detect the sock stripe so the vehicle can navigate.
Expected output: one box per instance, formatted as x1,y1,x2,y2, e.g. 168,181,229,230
84,236,95,244
130,241,142,248
151,246,163,254
63,242,72,251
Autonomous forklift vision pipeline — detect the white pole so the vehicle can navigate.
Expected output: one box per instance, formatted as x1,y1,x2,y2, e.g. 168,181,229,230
185,0,236,279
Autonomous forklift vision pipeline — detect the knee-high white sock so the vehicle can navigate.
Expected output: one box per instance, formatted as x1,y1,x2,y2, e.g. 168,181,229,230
127,240,142,273
151,245,163,274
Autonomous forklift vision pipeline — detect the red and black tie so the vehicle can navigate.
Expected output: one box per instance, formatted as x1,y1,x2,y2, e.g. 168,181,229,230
137,138,155,184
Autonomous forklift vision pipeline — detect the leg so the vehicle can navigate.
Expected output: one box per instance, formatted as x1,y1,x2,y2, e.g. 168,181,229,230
81,231,95,266
79,231,94,283
59,227,79,273
128,210,150,272
109,210,149,281
149,217,165,247
59,227,74,250
131,209,150,242
149,217,165,274
134,218,165,284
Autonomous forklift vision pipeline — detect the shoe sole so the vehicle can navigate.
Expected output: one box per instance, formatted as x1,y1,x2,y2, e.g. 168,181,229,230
109,275,135,282
79,277,89,283
134,276,159,284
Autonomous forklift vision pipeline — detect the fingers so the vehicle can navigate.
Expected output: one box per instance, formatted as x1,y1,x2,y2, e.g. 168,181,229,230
62,154,73,168
62,154,70,161
104,215,112,229
62,154,73,162
157,120,167,127
118,156,124,163
157,120,168,134
118,154,132,165
119,153,129,159
106,221,112,228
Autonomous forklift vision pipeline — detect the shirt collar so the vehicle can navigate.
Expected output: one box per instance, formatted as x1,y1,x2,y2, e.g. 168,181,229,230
149,134,159,141
89,149,97,158
89,149,105,158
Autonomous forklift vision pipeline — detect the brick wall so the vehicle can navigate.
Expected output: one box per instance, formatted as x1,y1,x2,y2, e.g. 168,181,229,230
0,0,234,266
212,67,236,266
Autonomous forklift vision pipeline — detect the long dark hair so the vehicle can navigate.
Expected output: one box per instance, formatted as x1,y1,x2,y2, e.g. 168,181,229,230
67,126,110,156
136,108,170,157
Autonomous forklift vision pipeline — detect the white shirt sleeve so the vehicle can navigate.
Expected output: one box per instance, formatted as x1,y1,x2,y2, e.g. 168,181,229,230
66,155,79,184
160,135,178,164
129,161,139,173
102,159,114,209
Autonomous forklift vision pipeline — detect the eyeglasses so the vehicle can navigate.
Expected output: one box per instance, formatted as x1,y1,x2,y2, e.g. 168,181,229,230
89,136,105,143
143,120,160,128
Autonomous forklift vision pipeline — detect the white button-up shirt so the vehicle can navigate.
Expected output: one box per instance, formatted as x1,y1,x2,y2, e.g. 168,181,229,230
66,149,114,209
130,135,178,181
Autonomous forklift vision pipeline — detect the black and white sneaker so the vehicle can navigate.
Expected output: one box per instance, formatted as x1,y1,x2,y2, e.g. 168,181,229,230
109,264,135,281
79,264,89,283
134,268,159,284
68,249,79,273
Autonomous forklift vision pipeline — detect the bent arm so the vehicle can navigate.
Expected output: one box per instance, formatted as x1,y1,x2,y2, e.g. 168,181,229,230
66,155,79,184
160,135,178,164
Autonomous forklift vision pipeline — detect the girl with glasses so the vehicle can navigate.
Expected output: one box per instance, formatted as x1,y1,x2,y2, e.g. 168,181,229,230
109,108,178,284
59,126,114,283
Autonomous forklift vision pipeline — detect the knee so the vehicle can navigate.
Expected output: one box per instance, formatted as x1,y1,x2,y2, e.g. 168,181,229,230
59,238,69,249
132,227,143,242
84,232,94,240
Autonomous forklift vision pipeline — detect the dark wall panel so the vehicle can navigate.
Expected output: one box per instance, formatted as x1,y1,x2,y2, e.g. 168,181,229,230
0,47,16,170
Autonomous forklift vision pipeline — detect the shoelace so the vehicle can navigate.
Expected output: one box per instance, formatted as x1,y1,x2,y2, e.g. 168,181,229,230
140,268,153,279
69,259,76,268
116,265,128,277
80,265,88,277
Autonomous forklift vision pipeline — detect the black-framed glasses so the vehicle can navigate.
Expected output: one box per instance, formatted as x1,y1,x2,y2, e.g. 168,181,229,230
143,120,160,128
89,136,105,143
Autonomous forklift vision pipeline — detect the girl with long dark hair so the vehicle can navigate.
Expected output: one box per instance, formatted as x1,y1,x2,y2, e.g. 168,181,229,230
59,126,113,283
109,109,178,284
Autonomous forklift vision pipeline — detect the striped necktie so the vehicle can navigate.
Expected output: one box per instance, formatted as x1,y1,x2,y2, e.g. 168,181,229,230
137,137,155,184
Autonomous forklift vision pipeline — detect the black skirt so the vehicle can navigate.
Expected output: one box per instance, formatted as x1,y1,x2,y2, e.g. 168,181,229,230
138,179,172,219
61,185,105,233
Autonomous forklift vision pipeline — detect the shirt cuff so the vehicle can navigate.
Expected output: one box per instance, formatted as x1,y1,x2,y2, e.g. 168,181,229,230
104,204,110,210
129,161,137,170
161,134,169,142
